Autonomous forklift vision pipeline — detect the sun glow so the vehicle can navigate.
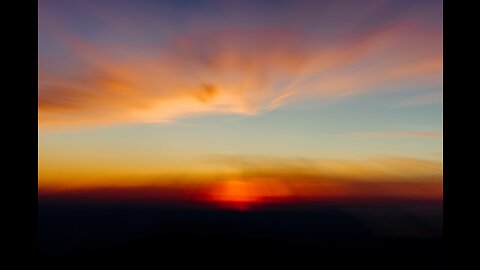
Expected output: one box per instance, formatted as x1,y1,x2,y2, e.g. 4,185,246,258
205,178,292,210
206,179,261,210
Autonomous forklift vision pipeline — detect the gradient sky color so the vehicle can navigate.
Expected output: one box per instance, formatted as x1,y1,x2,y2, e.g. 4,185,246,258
38,0,442,204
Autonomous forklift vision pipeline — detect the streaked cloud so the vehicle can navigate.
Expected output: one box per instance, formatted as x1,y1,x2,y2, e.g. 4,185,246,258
394,91,443,108
39,154,443,209
39,154,442,190
38,0,442,129
344,130,443,139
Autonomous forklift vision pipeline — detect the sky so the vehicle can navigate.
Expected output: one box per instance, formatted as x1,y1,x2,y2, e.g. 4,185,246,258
38,0,442,207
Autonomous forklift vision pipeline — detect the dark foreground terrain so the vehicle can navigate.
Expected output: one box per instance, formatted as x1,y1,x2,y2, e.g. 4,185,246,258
38,199,443,267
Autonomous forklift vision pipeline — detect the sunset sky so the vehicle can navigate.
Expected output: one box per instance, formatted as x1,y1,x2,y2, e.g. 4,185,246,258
38,0,442,206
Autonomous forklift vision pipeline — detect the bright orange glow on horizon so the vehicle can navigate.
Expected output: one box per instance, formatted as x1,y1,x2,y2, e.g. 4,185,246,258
206,180,264,210
38,173,443,211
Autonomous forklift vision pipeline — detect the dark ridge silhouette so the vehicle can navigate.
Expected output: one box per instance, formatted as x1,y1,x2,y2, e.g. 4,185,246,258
38,198,443,267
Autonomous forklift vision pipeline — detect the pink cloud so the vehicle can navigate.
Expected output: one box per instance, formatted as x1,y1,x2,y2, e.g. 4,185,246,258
38,2,442,129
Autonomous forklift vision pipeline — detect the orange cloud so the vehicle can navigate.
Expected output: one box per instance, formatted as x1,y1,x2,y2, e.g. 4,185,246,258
39,18,442,129
39,154,443,191
38,173,442,210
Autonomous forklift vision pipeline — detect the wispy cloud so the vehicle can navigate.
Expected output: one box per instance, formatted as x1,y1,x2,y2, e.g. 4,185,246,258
38,0,442,129
343,131,443,139
39,151,443,187
394,91,443,108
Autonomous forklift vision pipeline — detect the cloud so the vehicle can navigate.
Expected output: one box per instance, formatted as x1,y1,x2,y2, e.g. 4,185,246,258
185,154,443,181
344,130,443,139
39,154,443,205
394,91,443,108
38,1,442,129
